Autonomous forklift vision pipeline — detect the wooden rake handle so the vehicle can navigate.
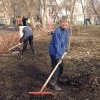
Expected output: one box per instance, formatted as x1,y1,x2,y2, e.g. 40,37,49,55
40,52,67,92
8,43,22,51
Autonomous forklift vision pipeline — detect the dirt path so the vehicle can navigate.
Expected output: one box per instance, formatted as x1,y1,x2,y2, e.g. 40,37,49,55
0,27,100,100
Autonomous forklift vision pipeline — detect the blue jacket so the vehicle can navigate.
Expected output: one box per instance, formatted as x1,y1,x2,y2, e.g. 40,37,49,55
49,27,70,60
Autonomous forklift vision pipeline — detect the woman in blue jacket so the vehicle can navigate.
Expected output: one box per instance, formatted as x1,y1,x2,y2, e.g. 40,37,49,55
49,16,71,90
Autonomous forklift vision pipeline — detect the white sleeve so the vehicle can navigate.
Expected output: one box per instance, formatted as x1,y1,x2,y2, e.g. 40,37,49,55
19,26,25,38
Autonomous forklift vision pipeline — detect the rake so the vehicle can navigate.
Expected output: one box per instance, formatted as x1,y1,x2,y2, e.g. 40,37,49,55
27,52,67,100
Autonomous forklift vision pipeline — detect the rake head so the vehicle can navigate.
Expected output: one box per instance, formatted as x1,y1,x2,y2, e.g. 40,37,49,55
27,92,53,100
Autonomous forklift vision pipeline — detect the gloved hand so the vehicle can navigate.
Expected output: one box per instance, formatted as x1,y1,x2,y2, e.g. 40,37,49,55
58,60,62,64
19,38,23,43
65,49,68,53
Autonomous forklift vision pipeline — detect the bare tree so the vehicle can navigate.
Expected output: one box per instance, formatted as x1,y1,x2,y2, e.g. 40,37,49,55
90,0,100,22
2,2,9,25
70,0,77,24
39,0,49,28
11,0,16,17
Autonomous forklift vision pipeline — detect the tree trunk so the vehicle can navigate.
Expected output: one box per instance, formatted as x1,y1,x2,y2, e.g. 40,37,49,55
11,0,16,18
91,0,100,22
41,9,48,28
80,0,85,25
40,0,48,28
3,3,8,25
70,0,77,25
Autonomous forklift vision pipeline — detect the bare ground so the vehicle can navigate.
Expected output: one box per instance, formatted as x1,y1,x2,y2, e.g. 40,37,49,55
0,26,100,100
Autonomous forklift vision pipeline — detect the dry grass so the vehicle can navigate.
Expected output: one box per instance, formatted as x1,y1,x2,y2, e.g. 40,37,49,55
0,33,19,53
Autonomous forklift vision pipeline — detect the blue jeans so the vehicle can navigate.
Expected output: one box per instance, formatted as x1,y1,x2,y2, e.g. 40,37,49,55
50,54,64,77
